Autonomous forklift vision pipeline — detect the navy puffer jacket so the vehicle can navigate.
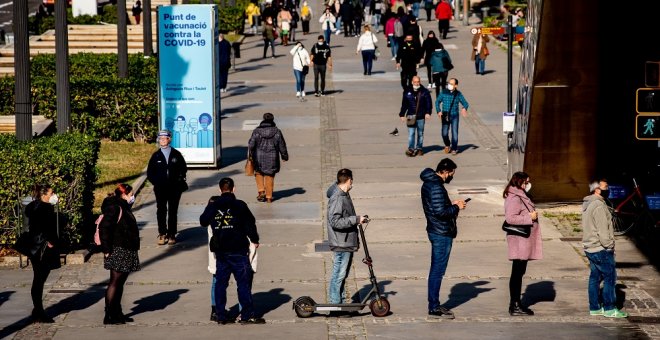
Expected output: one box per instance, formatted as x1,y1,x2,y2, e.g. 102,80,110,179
420,168,459,238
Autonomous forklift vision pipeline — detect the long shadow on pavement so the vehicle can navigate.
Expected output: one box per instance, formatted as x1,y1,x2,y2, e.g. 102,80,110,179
126,289,189,318
521,280,556,307
275,187,306,200
351,280,396,303
444,280,493,310
0,291,14,308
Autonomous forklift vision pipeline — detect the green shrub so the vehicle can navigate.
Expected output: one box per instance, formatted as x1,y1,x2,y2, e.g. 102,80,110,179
0,133,100,250
0,53,158,142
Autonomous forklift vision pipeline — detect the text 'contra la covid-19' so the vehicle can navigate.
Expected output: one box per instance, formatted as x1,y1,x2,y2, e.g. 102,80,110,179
162,13,209,47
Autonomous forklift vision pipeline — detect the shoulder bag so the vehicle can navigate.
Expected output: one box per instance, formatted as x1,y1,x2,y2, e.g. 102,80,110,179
442,91,458,124
406,91,422,127
297,49,309,75
369,32,380,59
502,196,533,238
245,152,255,176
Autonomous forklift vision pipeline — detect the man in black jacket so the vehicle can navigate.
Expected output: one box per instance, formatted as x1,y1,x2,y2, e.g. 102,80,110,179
395,34,422,89
399,75,432,157
218,33,232,93
420,158,467,319
200,177,264,325
147,130,188,245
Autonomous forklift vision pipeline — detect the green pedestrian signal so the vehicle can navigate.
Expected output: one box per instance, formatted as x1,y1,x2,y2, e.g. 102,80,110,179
636,115,659,140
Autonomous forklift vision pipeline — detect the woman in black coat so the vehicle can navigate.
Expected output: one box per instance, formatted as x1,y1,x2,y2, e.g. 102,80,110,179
248,112,289,203
24,184,61,323
99,183,140,324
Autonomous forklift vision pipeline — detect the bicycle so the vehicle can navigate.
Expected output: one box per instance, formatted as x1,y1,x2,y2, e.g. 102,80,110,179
608,177,658,236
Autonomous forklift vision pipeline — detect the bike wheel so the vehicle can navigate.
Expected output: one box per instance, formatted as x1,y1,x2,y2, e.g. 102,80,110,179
612,211,636,236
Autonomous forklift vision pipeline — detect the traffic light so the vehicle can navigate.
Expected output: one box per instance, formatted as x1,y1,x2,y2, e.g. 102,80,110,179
636,88,660,113
636,115,659,140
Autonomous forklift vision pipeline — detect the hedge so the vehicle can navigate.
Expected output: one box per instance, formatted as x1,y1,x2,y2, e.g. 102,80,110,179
0,53,158,142
29,6,119,35
0,133,100,251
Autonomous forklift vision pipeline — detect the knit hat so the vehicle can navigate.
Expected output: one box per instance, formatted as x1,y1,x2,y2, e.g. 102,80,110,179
263,112,274,121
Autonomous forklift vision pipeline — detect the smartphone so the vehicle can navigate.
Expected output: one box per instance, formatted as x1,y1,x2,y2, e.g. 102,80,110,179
464,198,471,203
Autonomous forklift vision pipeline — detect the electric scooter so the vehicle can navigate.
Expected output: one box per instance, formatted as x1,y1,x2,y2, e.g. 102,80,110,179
293,216,391,318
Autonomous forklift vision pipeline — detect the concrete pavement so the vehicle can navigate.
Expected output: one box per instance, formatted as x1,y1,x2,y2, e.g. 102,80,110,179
1,5,659,340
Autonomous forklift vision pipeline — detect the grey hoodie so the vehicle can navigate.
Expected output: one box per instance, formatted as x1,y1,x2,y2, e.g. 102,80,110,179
581,194,615,253
326,183,359,252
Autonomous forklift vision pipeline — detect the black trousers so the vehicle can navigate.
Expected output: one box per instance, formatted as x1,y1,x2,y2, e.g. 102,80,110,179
438,19,449,39
302,20,310,33
154,185,182,237
432,71,448,96
509,259,528,304
219,66,229,90
400,68,417,89
314,64,327,93
31,259,51,312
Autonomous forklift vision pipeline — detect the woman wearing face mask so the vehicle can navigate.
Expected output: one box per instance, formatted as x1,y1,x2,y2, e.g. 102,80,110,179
24,184,61,323
503,172,542,316
99,183,141,324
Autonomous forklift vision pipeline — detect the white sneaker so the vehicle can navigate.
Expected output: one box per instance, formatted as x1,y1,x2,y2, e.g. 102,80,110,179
335,30,341,35
391,56,396,61
427,84,433,89
301,91,305,97
432,83,436,88
296,91,301,97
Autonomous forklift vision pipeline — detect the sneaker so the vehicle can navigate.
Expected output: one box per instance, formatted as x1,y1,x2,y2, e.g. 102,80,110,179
427,84,433,89
405,148,415,157
432,83,436,88
210,310,218,322
451,150,457,155
167,236,176,245
315,92,321,97
157,234,167,245
335,30,341,35
428,307,455,319
415,149,424,156
238,317,266,324
319,91,325,96
296,91,301,97
604,308,628,318
589,307,605,316
217,318,235,325
301,91,306,97
391,56,396,61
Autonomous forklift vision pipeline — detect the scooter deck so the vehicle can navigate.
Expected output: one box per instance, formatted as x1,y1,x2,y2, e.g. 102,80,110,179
314,303,365,312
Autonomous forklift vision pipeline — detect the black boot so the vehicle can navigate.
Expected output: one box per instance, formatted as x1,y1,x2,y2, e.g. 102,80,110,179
32,308,54,323
210,307,218,322
509,301,534,316
116,305,134,322
103,306,125,325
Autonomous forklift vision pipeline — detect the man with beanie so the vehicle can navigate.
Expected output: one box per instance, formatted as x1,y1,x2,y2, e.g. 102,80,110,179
147,130,188,245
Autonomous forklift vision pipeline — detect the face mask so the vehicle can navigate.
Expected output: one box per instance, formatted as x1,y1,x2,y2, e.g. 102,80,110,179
127,195,136,205
444,175,453,184
412,85,420,90
524,182,532,192
49,193,59,205
599,189,610,199
318,41,324,45
447,84,454,91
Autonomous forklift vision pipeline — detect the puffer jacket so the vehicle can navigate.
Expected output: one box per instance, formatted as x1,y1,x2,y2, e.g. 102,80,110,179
399,86,433,119
99,195,140,253
420,168,459,237
248,120,289,176
429,48,452,73
326,183,359,252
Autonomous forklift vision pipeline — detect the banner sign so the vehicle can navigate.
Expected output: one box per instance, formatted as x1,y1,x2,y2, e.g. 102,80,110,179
158,4,221,166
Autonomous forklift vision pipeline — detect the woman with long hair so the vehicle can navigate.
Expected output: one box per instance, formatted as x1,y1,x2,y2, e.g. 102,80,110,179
503,172,542,316
100,183,140,324
356,24,378,75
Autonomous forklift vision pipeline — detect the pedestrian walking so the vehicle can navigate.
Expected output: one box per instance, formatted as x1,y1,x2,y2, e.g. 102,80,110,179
428,41,452,95
435,78,469,154
356,24,378,75
420,158,467,319
290,7,299,41
326,169,369,315
218,33,231,93
405,16,423,46
147,130,188,246
435,0,452,39
503,172,542,316
246,1,262,34
100,183,140,325
262,17,277,58
248,113,289,203
310,35,333,96
471,33,490,75
300,1,312,34
384,13,399,59
353,2,364,36
200,178,265,325
370,0,383,33
421,31,439,88
24,184,61,323
399,76,432,156
423,0,434,21
340,0,355,36
132,0,142,25
319,7,336,45
277,6,293,45
582,179,629,318
290,42,311,100
395,34,421,89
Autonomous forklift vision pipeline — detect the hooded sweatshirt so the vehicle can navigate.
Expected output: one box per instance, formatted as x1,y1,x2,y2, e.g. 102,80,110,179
200,193,259,255
581,194,615,253
326,183,359,252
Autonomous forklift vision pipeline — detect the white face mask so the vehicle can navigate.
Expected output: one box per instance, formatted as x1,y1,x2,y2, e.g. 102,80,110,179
447,84,455,91
524,182,532,192
412,85,420,90
127,195,136,205
49,193,59,205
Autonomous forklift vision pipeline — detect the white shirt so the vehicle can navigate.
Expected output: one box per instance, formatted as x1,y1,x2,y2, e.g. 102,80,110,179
290,45,311,71
357,31,378,52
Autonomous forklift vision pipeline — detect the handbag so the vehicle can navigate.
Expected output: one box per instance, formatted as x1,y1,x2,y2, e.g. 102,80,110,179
502,196,534,238
441,54,453,70
245,155,255,176
296,49,309,75
370,33,379,60
13,231,47,258
406,90,422,127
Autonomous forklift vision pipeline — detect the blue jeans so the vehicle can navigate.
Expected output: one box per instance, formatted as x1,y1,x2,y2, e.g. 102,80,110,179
372,13,381,32
586,250,617,311
475,53,485,74
407,117,425,150
361,49,375,74
428,232,453,311
412,2,420,18
215,253,254,321
324,26,332,45
211,274,216,306
335,16,342,32
441,114,460,151
263,38,275,57
328,251,353,304
293,69,305,93
388,35,398,57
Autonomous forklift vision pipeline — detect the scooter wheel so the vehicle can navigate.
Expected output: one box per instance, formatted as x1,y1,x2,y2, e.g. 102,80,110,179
369,298,390,317
294,296,316,318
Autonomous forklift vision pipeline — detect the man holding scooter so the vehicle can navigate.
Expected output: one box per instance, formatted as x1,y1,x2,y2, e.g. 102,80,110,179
326,168,369,316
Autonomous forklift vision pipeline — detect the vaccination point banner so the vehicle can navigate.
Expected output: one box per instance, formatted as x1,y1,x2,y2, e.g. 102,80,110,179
158,4,221,167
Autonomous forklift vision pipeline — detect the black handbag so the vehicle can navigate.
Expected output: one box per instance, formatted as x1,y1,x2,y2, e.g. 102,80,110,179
502,196,534,238
442,55,453,70
13,232,47,258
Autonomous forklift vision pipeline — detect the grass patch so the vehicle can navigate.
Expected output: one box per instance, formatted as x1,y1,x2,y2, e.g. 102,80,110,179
543,211,583,238
94,140,155,212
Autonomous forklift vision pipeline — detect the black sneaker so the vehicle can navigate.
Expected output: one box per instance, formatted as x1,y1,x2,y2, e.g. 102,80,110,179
210,310,218,322
315,92,321,97
428,307,455,319
217,318,235,325
320,91,325,96
238,317,266,325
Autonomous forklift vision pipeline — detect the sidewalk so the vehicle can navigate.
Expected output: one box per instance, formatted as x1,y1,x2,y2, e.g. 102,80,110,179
1,7,659,340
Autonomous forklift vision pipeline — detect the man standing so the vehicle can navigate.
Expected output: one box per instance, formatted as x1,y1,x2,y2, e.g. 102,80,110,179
310,35,333,97
581,179,628,318
395,34,421,89
420,158,466,319
326,169,368,314
435,0,452,39
435,78,469,155
200,178,265,325
399,76,432,157
147,130,188,245
218,33,232,93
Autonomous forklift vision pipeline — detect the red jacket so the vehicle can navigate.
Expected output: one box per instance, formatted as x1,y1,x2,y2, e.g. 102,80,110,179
435,1,452,20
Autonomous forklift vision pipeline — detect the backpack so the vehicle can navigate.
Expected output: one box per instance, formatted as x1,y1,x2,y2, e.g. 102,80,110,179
394,20,404,37
94,207,122,246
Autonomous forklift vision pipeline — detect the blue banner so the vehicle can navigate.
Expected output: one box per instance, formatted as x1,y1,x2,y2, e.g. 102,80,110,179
158,5,220,165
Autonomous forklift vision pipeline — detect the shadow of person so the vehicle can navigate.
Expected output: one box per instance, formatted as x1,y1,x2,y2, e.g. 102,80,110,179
230,288,291,318
615,283,627,310
444,281,493,309
0,291,14,308
125,289,189,317
274,187,306,200
521,281,556,307
350,280,396,303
